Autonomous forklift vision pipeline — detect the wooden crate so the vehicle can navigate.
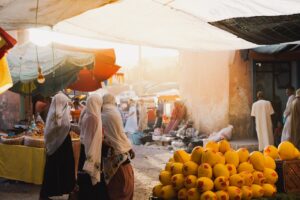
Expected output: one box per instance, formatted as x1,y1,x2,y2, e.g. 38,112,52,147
276,159,300,194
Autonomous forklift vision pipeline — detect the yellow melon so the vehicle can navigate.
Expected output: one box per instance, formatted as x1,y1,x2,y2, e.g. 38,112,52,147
165,162,173,172
229,174,244,188
239,172,254,186
196,177,214,193
237,162,254,173
184,175,197,189
183,161,198,176
252,171,265,185
216,152,226,165
215,190,229,200
214,176,229,191
263,145,279,159
226,164,237,176
170,162,184,175
262,184,276,197
236,148,250,163
294,147,300,159
264,156,276,170
186,188,200,200
171,174,185,190
263,168,278,184
205,141,219,152
226,186,242,200
249,151,265,171
251,184,264,198
178,188,188,200
202,149,218,166
174,149,191,163
169,157,175,162
200,191,217,200
213,163,230,178
241,186,253,200
218,140,231,154
225,150,239,167
278,141,296,160
191,146,204,164
159,170,172,185
160,185,176,200
198,163,213,178
152,184,163,198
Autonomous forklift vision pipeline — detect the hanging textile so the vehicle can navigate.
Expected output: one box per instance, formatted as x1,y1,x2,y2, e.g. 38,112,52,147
0,27,17,59
0,56,13,94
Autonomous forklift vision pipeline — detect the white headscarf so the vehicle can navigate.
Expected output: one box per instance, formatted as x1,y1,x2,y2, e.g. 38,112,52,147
44,92,71,155
102,93,132,155
80,94,103,185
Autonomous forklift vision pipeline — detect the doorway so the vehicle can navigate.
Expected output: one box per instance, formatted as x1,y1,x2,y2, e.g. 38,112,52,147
253,61,292,128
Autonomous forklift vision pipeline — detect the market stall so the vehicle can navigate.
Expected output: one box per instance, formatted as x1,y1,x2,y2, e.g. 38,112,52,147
0,122,80,185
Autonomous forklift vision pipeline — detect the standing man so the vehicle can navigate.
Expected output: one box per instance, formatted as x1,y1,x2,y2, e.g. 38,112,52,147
251,91,275,151
281,86,295,142
138,99,148,132
291,89,300,149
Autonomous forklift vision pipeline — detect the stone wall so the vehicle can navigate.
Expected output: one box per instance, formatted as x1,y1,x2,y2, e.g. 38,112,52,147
228,51,253,139
178,51,234,134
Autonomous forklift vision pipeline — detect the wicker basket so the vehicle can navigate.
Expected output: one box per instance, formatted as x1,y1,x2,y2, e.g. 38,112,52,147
276,159,300,194
0,135,24,145
24,136,45,148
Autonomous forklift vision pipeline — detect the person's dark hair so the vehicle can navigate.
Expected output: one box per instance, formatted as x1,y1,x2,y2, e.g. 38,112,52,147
287,86,295,93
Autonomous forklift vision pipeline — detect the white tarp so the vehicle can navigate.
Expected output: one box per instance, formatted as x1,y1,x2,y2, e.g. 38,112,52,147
0,0,115,30
53,0,300,51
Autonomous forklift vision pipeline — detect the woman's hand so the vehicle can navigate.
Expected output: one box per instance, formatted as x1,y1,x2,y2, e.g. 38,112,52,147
129,149,135,159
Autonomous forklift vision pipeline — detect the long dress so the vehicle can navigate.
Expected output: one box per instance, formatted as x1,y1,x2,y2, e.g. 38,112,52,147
281,94,295,142
40,134,75,198
125,106,138,133
291,97,300,149
138,104,148,131
251,99,274,151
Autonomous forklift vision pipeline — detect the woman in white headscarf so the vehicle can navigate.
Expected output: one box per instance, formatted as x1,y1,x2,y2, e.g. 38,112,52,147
40,92,75,200
102,93,134,200
78,94,108,200
124,99,138,134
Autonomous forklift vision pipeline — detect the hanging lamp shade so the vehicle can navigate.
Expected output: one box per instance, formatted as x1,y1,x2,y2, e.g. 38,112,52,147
0,56,13,94
68,68,102,92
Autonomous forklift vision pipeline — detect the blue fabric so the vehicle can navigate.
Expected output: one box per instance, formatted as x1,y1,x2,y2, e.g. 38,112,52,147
130,131,144,145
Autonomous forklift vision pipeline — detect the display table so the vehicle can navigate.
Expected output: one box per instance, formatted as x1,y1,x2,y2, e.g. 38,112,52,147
0,140,81,185
0,144,46,184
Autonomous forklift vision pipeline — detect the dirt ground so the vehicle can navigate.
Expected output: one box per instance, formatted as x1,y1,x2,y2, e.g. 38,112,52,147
0,144,172,200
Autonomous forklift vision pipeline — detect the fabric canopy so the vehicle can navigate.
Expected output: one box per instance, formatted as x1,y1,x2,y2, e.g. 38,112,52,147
53,0,300,51
0,0,116,30
7,42,94,83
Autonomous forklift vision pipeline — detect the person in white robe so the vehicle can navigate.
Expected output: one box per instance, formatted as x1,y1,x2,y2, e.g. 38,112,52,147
138,99,148,131
281,87,295,142
124,99,138,134
251,91,275,151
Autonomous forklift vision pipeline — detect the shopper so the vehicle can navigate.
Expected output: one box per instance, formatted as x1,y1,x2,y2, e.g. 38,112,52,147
40,92,75,200
124,99,138,134
78,94,107,199
281,86,295,142
291,89,300,149
102,93,135,200
251,91,275,151
138,99,148,132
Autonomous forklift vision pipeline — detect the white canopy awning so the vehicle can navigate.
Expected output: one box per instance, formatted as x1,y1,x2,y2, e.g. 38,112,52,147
53,0,300,51
0,0,115,30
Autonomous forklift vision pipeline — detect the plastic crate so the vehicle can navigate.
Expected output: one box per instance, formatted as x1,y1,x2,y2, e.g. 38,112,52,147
276,159,300,194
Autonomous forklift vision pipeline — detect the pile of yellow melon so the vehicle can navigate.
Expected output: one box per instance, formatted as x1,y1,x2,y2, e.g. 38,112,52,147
152,140,295,200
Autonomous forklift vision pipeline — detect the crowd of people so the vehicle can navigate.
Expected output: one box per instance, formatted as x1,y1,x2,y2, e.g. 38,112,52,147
39,92,135,200
251,87,300,151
